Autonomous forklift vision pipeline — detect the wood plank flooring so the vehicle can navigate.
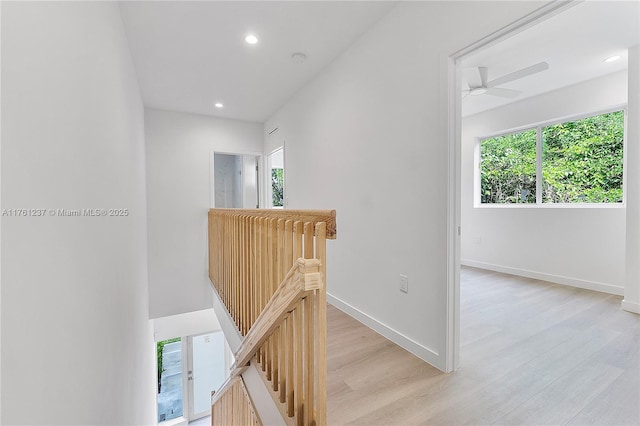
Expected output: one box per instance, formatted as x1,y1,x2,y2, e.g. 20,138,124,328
326,267,640,425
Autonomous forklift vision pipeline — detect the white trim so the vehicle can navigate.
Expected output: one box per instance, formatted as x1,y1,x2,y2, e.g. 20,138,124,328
181,339,189,423
445,55,461,373
475,203,625,209
476,104,627,141
326,293,444,371
621,300,640,314
158,416,187,426
461,259,624,296
447,0,583,378
266,146,285,209
450,1,579,59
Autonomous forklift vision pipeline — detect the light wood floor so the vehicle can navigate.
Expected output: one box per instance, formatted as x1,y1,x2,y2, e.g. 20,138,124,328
326,267,640,425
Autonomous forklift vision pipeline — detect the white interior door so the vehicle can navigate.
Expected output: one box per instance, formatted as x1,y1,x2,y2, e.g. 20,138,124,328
242,155,259,208
213,152,260,209
187,332,227,420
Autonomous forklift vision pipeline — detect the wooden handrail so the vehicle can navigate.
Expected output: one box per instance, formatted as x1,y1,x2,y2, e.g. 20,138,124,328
208,209,335,426
231,258,321,375
209,208,336,239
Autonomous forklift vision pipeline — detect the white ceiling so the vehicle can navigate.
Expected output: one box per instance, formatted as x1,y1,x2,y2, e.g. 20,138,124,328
461,1,640,117
119,1,396,122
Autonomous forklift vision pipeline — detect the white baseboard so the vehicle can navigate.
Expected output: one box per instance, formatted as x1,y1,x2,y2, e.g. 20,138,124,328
326,293,444,371
461,259,624,296
621,299,640,314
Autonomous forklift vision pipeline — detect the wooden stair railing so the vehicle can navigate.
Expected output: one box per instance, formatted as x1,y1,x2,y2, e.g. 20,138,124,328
208,209,337,426
211,376,261,425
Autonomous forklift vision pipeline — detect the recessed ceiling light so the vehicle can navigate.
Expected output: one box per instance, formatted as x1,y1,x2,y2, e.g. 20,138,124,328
291,52,307,64
604,55,621,63
214,102,223,108
245,34,258,45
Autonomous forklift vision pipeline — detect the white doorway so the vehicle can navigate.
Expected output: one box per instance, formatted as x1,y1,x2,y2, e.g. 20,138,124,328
447,0,636,371
186,331,227,421
212,152,260,209
267,147,285,208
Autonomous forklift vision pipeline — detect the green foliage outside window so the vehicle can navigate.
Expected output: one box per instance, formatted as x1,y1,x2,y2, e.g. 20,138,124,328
481,129,537,204
480,110,624,204
542,111,624,203
272,168,284,207
157,337,180,392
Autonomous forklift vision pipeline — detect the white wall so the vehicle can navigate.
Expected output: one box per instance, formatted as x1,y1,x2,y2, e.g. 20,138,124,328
265,1,543,370
624,46,640,313
153,308,221,342
145,109,263,319
1,2,156,424
461,71,628,294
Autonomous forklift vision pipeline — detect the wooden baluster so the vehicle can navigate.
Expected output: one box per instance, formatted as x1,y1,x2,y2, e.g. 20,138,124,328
261,217,268,369
265,219,274,381
232,215,237,324
303,222,314,259
255,217,262,362
240,216,244,331
286,312,294,417
294,305,303,425
315,222,327,426
236,215,240,327
304,296,315,425
277,219,286,395
223,214,228,306
303,222,315,425
252,216,256,326
293,220,304,424
244,215,249,335
284,220,294,408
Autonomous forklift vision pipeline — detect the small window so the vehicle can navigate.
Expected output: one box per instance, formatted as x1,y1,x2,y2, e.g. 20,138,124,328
478,109,625,206
480,129,537,204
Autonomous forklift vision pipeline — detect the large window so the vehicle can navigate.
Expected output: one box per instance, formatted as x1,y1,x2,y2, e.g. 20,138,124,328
479,109,625,205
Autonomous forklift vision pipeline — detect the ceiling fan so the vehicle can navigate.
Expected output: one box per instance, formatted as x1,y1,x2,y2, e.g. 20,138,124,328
464,61,549,98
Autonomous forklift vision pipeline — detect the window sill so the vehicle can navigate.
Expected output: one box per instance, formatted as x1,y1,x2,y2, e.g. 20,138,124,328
474,203,625,209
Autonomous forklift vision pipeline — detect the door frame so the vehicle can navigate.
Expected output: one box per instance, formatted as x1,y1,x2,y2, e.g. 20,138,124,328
444,0,580,372
266,145,286,209
210,150,263,209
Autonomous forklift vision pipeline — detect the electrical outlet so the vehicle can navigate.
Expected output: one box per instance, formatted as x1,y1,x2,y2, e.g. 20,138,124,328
399,275,408,293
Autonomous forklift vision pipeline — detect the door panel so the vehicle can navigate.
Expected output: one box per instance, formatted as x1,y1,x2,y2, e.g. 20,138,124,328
188,332,226,420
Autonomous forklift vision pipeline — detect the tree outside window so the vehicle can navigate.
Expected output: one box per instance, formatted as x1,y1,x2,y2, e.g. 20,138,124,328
479,109,624,205
272,168,284,207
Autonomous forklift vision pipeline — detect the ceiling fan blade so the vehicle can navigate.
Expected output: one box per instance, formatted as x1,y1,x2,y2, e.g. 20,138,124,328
484,87,521,98
487,62,549,87
478,67,489,86
464,67,483,88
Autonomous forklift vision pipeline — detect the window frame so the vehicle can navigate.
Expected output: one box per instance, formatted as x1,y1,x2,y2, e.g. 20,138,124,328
475,105,628,209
